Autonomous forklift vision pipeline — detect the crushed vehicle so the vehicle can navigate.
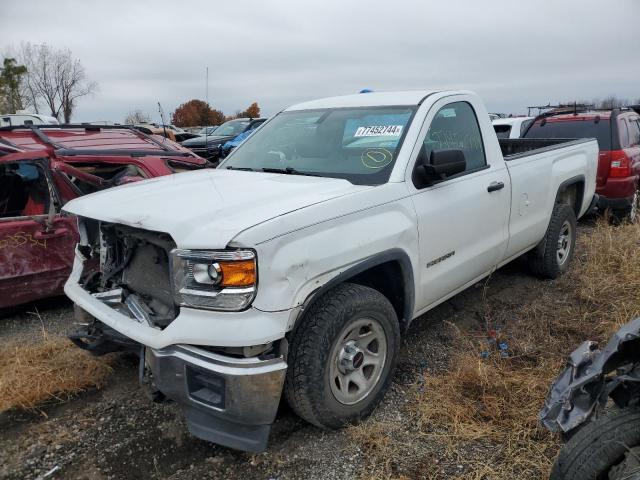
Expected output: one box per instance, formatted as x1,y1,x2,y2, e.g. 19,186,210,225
180,117,266,163
540,317,640,480
132,123,200,143
0,125,206,309
63,90,598,452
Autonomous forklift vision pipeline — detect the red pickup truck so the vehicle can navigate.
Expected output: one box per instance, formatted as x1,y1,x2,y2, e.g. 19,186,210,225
0,125,206,309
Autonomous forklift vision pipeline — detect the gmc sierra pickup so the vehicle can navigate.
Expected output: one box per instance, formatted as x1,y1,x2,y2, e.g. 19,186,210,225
63,90,599,452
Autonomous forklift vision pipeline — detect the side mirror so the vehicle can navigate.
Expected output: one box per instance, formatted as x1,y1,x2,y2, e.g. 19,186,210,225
413,147,466,187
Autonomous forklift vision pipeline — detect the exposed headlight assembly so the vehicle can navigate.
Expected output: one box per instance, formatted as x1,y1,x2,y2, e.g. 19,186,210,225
171,249,256,311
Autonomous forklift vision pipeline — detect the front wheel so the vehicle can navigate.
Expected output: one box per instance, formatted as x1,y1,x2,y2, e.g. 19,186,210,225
528,202,577,279
284,283,400,429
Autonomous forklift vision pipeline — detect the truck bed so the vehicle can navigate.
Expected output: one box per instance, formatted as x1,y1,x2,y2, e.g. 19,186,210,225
499,138,594,161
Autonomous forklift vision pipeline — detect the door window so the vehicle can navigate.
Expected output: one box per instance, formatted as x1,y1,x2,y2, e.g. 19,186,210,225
0,162,51,218
494,125,511,139
422,101,486,173
619,118,630,147
627,117,640,147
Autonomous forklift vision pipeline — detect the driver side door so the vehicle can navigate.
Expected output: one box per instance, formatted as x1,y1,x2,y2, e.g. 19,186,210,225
409,98,510,313
0,156,78,309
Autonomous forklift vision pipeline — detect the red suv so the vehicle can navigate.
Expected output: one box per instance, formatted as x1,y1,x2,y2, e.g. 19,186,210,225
0,125,206,309
523,108,640,221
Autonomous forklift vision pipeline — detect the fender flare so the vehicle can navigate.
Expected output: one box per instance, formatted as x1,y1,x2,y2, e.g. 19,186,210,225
292,248,415,330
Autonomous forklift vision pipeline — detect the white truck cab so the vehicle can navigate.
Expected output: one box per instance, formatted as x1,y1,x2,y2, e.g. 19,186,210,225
492,116,534,139
63,90,598,452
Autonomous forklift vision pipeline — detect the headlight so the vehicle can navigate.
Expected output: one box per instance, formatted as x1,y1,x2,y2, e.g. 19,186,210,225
171,249,257,311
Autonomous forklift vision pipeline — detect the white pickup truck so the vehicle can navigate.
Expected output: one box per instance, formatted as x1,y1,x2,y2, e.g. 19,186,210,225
63,90,599,452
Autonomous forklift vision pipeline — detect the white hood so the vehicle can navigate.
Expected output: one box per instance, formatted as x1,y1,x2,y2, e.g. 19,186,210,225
63,169,369,248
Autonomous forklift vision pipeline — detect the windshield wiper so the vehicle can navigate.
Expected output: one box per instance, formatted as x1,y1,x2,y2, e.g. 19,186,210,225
261,167,321,177
226,166,255,171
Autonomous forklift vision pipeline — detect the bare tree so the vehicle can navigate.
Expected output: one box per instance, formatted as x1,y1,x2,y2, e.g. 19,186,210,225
598,95,630,109
124,109,151,125
18,43,97,122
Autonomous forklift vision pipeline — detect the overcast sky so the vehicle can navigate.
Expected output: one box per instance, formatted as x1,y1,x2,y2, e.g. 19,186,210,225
2,0,639,123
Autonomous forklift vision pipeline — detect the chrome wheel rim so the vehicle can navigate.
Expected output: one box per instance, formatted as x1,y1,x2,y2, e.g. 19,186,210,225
329,318,387,405
556,220,572,266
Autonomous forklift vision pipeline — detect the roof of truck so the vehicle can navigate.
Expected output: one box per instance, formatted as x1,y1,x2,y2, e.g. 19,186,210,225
286,90,455,110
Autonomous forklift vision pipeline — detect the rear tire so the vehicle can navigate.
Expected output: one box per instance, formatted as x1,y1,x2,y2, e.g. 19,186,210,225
284,283,400,429
612,190,639,224
528,202,577,279
550,407,640,480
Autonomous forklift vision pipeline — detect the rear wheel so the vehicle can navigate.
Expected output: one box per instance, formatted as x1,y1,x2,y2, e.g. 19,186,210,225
284,283,400,429
528,202,577,279
613,190,639,224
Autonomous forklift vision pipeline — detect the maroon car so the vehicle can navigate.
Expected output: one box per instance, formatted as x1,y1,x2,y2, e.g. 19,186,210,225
0,125,206,309
523,108,640,221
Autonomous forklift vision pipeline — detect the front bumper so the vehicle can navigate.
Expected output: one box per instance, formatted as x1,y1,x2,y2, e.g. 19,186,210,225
64,249,290,452
146,344,286,452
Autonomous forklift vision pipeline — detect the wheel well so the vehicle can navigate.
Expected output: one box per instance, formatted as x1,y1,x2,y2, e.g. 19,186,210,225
557,180,584,216
292,251,415,336
347,261,408,330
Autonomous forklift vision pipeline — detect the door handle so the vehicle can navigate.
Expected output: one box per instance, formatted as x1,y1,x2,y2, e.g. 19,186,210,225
487,181,505,192
34,228,69,239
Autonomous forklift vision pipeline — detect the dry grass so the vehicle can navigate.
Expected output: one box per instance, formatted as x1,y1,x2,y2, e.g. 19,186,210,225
352,219,640,479
0,334,114,413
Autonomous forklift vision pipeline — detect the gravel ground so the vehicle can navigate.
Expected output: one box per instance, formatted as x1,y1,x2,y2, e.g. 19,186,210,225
0,258,551,480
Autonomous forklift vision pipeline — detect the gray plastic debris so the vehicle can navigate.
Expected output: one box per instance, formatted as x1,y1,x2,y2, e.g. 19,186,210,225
539,317,640,433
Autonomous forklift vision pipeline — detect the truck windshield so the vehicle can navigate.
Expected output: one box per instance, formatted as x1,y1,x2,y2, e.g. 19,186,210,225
220,106,416,185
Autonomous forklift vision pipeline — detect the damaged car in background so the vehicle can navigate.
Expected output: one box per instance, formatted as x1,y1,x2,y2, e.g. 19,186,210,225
180,117,266,163
0,124,206,310
540,317,640,480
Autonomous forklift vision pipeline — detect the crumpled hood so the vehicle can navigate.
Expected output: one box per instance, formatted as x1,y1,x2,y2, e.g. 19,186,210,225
63,169,369,248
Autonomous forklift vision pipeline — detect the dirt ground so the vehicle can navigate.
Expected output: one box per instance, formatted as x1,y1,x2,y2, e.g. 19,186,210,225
0,251,581,480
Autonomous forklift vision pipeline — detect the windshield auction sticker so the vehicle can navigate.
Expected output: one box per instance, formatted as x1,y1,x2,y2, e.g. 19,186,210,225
361,148,394,169
354,125,403,137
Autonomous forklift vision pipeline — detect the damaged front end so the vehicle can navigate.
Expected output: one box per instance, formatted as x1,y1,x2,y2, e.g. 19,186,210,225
69,221,178,354
65,218,288,452
539,317,640,434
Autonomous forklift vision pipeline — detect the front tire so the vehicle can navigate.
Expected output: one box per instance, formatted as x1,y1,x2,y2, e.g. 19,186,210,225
550,407,640,480
284,283,400,429
528,202,577,279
